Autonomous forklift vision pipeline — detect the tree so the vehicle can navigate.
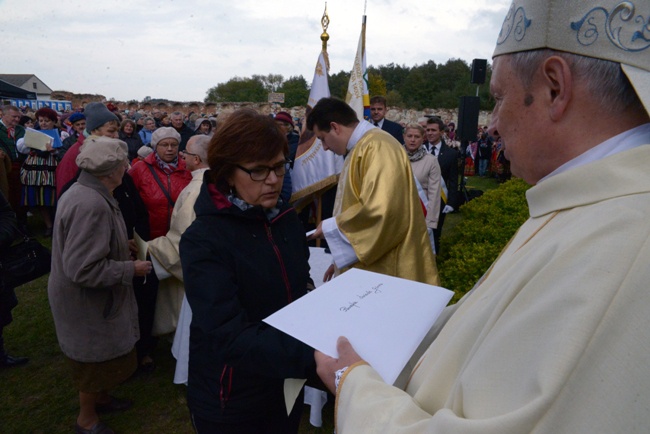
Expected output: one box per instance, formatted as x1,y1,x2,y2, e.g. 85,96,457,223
400,60,438,110
328,70,351,100
373,63,411,93
386,89,405,108
204,76,266,103
252,73,284,93
202,57,495,110
367,72,387,98
277,75,309,108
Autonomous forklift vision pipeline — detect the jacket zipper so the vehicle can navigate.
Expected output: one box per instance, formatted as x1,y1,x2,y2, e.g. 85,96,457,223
220,364,233,410
265,219,292,302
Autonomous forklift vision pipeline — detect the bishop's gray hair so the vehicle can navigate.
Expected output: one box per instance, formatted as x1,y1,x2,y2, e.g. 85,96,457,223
507,49,643,114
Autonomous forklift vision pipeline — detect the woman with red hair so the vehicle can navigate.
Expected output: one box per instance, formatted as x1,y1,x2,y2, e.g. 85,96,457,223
180,109,316,433
16,107,62,236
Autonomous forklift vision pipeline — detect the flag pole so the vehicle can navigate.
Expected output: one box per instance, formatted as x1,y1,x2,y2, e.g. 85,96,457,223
314,2,331,248
321,3,330,56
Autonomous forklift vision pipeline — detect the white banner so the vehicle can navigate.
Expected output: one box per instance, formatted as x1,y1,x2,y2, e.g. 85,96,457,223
346,15,370,122
291,50,343,202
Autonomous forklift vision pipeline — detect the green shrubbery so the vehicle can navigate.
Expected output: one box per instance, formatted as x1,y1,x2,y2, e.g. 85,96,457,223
438,178,531,302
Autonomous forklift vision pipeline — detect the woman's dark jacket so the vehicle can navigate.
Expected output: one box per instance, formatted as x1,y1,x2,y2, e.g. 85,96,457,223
180,174,316,423
0,191,20,326
119,131,145,161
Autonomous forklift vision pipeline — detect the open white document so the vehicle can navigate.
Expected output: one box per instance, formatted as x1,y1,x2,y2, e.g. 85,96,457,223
24,128,53,151
264,268,454,385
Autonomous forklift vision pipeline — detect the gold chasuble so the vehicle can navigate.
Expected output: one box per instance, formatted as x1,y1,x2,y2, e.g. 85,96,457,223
337,128,438,285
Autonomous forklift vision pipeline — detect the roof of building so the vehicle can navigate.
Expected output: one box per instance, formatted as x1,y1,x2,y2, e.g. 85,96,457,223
0,79,37,99
0,74,35,87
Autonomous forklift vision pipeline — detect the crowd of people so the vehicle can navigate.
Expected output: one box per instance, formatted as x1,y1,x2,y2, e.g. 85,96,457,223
1,1,649,432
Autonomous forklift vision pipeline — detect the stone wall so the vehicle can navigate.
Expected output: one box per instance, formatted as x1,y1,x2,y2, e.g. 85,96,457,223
50,90,492,127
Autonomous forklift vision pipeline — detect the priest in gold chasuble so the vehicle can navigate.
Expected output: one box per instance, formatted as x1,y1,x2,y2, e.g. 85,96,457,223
307,97,438,285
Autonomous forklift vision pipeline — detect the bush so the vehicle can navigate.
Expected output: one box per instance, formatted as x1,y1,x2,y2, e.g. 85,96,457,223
438,178,531,302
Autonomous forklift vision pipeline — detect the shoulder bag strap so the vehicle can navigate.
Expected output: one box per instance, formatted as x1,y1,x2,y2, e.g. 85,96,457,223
146,164,175,207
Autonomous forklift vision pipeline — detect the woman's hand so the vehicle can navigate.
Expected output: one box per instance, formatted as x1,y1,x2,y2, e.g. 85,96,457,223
323,264,336,282
307,222,324,241
128,239,138,257
133,260,152,276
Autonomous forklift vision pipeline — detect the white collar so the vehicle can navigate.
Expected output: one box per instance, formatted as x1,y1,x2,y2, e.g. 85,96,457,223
347,121,377,152
540,123,650,183
191,167,209,177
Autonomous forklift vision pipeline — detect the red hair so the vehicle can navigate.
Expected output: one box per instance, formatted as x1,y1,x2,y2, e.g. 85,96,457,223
208,109,288,194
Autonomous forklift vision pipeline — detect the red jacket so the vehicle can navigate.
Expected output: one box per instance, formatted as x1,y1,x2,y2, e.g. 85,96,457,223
56,135,84,198
128,152,191,239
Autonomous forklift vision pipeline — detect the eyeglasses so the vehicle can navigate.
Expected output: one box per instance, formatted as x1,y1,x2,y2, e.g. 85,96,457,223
236,161,290,181
158,142,179,149
180,150,200,161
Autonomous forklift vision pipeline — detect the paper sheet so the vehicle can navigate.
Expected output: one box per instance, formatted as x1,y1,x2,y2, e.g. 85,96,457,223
24,128,53,151
39,129,63,148
265,268,453,385
283,378,306,416
133,231,148,261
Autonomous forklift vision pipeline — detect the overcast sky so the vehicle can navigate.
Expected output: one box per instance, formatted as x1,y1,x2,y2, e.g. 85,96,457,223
1,0,511,102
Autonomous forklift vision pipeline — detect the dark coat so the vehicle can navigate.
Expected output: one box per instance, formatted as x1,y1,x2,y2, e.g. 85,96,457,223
437,142,460,209
381,118,404,144
180,174,316,424
119,131,145,161
0,191,20,327
0,122,25,162
174,124,194,152
477,138,492,160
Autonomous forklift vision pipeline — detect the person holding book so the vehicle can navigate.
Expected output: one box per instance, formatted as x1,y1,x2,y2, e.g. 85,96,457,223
16,107,61,237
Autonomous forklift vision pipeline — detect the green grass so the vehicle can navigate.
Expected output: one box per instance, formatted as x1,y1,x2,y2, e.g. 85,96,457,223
441,174,500,238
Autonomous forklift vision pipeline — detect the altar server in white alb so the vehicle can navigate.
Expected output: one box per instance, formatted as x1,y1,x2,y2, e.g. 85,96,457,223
315,0,650,432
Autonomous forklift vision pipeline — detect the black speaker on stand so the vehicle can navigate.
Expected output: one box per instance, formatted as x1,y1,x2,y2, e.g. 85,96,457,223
457,96,481,204
457,96,480,142
471,59,487,84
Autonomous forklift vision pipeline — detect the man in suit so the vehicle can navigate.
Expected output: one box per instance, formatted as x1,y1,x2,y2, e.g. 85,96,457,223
426,116,459,253
369,96,403,144
0,105,27,227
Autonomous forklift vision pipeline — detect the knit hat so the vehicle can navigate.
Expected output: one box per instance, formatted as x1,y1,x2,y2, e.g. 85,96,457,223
274,112,294,128
151,127,181,147
194,118,211,132
35,107,58,123
137,145,154,159
493,0,650,116
76,136,128,176
68,112,85,124
84,102,119,133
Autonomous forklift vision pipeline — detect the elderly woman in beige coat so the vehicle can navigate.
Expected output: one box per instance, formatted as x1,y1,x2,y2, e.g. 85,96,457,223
404,123,442,254
48,136,152,434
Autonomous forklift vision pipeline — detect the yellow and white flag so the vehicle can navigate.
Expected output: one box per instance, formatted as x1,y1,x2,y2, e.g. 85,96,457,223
346,15,370,122
291,50,344,203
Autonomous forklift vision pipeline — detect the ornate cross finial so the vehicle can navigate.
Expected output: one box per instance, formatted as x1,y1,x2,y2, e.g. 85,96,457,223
321,3,330,51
